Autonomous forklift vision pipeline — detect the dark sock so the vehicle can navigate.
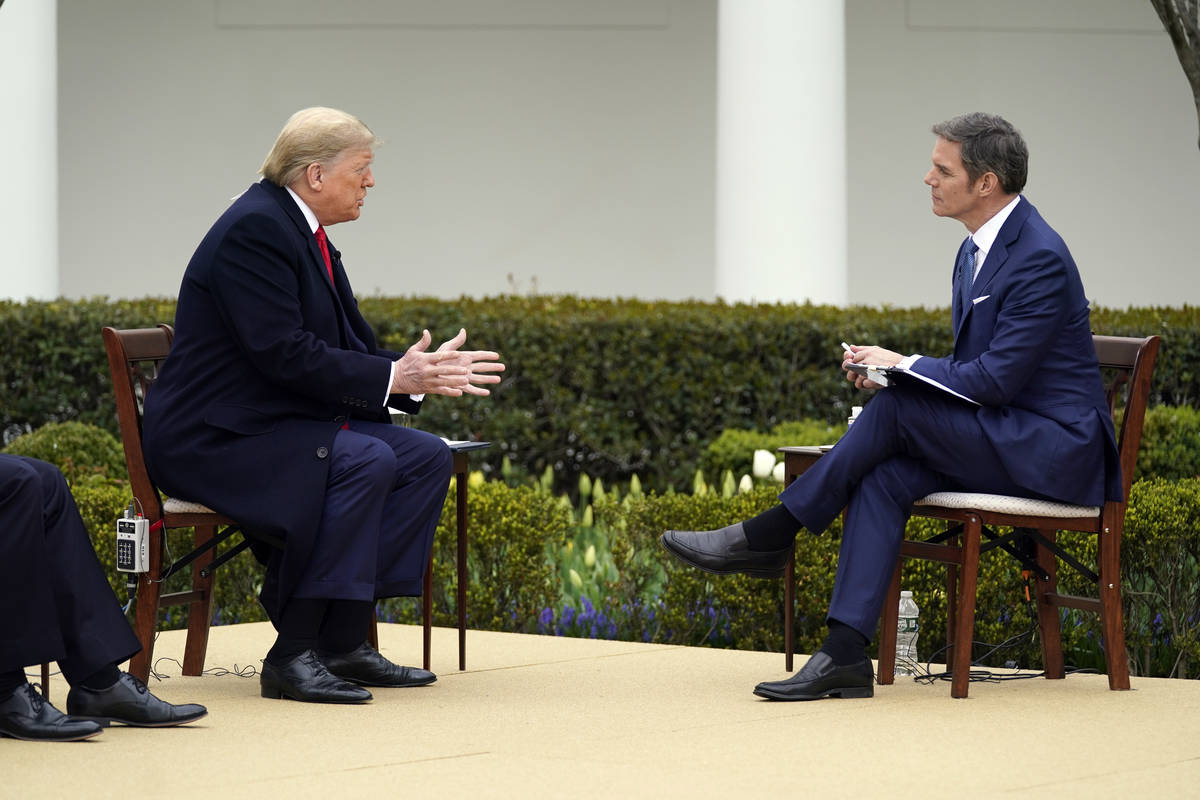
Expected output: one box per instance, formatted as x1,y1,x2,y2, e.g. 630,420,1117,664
317,600,373,655
78,663,121,691
265,598,328,665
818,619,870,666
0,669,26,698
742,504,802,552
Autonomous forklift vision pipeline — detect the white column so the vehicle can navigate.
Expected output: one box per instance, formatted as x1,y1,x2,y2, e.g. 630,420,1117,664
0,0,58,300
716,0,846,305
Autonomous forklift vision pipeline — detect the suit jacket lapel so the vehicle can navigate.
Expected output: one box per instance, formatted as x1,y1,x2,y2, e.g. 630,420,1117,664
258,180,343,300
954,196,1031,339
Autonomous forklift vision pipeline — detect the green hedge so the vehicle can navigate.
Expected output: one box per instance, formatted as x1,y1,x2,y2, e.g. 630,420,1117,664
3,297,1197,493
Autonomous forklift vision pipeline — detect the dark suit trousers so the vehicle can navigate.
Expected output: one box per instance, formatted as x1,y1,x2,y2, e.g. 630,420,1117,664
289,421,453,603
0,456,140,682
778,386,1045,639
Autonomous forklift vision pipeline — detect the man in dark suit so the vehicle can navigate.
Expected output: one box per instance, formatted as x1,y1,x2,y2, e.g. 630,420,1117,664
0,455,206,741
143,107,504,704
662,112,1119,700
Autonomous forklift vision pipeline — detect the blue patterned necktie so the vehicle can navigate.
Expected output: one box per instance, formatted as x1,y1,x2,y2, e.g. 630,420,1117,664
957,237,978,316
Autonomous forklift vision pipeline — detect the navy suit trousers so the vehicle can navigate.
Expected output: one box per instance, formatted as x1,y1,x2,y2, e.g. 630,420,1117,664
0,455,140,681
287,421,453,604
778,385,1056,638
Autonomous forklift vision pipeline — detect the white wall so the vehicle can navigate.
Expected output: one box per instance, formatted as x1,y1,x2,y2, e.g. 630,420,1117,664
56,0,716,300
54,0,1200,308
846,0,1200,308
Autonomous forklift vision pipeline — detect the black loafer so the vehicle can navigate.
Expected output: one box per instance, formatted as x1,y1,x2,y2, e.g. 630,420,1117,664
261,650,373,704
0,683,103,742
66,672,208,727
753,652,874,701
660,523,791,578
318,643,437,688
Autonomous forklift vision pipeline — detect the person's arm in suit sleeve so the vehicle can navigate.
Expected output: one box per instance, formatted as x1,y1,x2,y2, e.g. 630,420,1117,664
207,214,393,409
908,248,1071,407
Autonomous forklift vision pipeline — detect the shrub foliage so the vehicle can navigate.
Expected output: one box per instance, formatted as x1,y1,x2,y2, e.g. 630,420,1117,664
4,297,1196,494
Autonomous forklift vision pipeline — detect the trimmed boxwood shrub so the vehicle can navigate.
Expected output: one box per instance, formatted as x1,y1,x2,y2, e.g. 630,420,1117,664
2,421,127,487
4,297,1196,494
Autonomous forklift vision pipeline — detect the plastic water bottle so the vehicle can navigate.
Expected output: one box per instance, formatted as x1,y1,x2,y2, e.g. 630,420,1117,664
847,406,862,429
895,590,920,676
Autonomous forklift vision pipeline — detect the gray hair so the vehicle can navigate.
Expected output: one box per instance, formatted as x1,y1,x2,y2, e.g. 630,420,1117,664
931,112,1028,195
260,107,380,188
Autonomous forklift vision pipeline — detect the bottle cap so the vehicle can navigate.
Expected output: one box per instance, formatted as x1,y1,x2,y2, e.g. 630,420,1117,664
900,590,913,597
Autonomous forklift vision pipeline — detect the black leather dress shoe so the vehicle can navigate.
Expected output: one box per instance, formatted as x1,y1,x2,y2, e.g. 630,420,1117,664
0,683,103,742
66,672,208,727
660,523,791,578
318,643,437,688
260,650,373,703
753,651,874,701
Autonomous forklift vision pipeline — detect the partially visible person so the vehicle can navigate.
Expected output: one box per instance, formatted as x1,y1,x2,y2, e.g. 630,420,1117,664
662,112,1119,701
0,455,207,741
143,107,504,704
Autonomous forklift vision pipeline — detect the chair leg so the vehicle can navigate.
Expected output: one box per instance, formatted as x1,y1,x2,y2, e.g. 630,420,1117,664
129,570,162,682
128,516,168,682
368,612,379,650
40,663,50,702
182,524,217,676
945,555,958,674
422,555,433,671
1099,509,1131,690
784,552,795,673
1035,530,1064,680
877,559,901,685
950,515,982,699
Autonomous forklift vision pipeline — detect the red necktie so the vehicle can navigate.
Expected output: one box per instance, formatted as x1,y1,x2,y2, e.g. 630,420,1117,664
316,226,349,430
314,226,334,284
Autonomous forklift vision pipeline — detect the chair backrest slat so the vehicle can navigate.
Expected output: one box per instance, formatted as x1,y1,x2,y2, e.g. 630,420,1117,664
1092,334,1160,503
102,324,175,523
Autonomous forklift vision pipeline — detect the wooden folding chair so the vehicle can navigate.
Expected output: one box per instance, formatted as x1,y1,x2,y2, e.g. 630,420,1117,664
101,324,268,681
877,334,1160,697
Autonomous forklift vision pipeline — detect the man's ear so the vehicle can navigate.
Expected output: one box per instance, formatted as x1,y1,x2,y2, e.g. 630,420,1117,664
304,162,323,192
976,171,998,197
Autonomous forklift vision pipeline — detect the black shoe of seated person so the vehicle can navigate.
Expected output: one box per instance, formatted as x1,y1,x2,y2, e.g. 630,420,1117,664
317,642,436,688
0,683,103,742
752,652,874,701
66,672,208,727
260,650,372,704
660,523,791,578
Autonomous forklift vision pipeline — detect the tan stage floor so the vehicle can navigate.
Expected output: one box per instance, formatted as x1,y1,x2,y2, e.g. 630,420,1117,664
4,621,1199,799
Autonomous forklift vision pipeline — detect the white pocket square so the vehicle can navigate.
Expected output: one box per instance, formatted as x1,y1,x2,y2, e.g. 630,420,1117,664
972,295,991,305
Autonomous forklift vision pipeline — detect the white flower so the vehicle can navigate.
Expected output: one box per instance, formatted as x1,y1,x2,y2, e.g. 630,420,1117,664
752,449,776,479
738,474,753,493
771,461,786,483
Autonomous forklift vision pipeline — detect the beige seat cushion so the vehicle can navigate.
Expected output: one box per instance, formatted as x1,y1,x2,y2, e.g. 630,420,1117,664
914,491,1100,519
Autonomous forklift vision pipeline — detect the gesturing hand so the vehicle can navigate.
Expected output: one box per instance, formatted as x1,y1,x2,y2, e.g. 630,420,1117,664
390,329,506,397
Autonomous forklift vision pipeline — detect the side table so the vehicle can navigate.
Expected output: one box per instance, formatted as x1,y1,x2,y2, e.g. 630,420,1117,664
422,440,490,671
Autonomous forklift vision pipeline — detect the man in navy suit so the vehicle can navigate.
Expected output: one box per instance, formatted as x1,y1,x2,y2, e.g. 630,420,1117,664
1,455,207,741
662,113,1119,700
143,107,504,704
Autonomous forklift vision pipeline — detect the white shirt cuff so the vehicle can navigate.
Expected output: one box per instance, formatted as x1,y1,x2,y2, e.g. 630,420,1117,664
897,354,922,370
384,362,425,405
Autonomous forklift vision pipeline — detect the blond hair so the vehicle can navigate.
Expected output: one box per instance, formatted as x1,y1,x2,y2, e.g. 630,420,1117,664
259,107,380,188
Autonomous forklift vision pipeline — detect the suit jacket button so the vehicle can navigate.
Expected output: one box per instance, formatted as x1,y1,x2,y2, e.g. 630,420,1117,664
316,446,329,459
